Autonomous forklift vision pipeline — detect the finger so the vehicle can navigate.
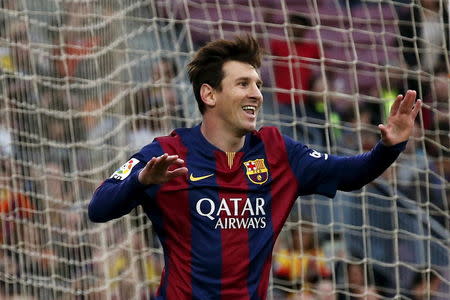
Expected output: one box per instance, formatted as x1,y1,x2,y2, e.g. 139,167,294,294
378,124,387,136
398,90,417,114
389,94,403,117
147,154,168,173
411,99,422,119
140,158,156,177
377,124,389,145
153,155,185,174
167,167,188,179
146,157,156,169
173,158,185,165
159,154,182,169
152,153,171,166
153,153,168,165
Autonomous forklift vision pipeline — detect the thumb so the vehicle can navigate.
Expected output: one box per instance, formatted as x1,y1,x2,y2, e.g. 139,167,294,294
378,123,387,136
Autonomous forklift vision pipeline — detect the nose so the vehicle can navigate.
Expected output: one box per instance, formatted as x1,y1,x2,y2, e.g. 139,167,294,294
249,83,263,102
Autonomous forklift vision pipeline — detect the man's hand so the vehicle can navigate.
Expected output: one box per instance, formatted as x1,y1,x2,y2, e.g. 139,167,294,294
378,90,422,146
138,153,188,185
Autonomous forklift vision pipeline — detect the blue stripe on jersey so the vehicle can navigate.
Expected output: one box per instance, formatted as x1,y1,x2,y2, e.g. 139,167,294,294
180,131,223,299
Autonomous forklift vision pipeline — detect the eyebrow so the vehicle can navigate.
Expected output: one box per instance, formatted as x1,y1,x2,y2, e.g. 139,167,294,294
235,77,263,86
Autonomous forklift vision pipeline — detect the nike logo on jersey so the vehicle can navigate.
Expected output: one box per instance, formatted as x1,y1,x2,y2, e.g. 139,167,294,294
190,173,214,182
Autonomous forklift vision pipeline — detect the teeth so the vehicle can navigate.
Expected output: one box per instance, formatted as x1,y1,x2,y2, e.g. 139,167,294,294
242,106,256,114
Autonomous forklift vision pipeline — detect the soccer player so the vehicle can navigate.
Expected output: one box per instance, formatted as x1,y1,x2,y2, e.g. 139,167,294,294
88,35,421,299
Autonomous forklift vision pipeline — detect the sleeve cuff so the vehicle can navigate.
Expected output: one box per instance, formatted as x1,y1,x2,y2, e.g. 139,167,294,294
377,140,407,153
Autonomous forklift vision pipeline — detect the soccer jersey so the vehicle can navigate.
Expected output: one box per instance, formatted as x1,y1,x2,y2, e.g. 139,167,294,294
89,124,406,300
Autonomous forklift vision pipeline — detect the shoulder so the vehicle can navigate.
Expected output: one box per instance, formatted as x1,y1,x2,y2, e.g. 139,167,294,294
252,126,290,156
131,128,186,158
153,127,193,155
254,126,283,140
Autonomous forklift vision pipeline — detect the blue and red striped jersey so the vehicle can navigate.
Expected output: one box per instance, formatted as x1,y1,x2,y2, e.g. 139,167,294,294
89,124,406,300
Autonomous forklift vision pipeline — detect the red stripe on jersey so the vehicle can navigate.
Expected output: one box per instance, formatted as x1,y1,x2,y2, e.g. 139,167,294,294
257,127,299,299
214,151,251,300
156,134,192,299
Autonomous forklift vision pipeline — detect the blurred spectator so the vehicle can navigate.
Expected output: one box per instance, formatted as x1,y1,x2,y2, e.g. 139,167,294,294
271,14,320,105
425,72,450,158
77,92,123,173
273,221,332,299
52,1,102,80
300,75,329,147
0,159,34,245
396,122,447,226
51,203,95,299
406,269,442,300
42,162,74,205
130,230,163,299
3,20,35,102
315,279,336,300
4,19,52,76
41,96,74,172
0,116,12,158
336,106,379,156
336,260,381,300
397,0,449,98
0,248,19,297
127,57,185,151
270,14,321,141
150,57,186,128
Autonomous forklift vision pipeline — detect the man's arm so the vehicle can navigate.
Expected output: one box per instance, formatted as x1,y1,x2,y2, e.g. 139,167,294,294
88,166,148,222
290,90,421,197
88,154,187,222
335,89,421,190
327,141,406,192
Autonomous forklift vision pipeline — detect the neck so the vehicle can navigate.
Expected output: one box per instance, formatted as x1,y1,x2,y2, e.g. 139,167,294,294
200,116,246,152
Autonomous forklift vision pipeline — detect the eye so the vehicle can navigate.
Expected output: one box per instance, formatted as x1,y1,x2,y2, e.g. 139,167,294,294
239,81,248,87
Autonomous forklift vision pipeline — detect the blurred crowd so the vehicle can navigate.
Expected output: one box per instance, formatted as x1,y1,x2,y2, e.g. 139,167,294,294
0,0,449,299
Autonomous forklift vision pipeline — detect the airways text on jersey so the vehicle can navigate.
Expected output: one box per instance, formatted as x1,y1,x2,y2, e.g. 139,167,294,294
196,197,266,229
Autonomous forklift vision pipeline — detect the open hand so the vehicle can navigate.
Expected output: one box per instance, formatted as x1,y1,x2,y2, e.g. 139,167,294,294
378,90,422,146
138,153,188,185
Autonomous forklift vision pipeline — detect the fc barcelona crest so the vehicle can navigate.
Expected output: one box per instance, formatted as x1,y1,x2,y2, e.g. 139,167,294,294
243,159,269,185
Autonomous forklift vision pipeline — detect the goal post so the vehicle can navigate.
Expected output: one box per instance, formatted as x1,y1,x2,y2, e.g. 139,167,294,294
0,0,449,299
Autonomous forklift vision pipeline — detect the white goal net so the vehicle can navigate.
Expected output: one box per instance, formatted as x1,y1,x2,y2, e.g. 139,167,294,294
0,0,449,299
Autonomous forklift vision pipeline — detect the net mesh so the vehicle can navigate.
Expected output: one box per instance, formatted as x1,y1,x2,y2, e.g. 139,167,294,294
0,0,449,299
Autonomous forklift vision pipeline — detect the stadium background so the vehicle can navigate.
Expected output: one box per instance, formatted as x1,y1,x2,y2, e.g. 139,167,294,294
0,0,449,299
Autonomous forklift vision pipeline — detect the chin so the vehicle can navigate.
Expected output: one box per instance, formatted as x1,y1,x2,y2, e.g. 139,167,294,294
244,123,257,132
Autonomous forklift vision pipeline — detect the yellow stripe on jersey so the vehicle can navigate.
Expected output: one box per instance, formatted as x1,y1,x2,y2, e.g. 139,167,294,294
226,152,235,169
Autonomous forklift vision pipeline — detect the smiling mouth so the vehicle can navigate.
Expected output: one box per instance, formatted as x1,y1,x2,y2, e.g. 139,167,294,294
242,105,256,115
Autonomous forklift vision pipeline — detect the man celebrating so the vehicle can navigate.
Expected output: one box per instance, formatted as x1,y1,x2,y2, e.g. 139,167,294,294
89,35,421,299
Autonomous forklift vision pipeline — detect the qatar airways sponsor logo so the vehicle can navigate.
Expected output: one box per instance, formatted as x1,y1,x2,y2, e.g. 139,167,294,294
196,197,266,229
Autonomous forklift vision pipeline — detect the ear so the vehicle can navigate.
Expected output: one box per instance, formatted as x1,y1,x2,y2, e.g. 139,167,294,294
200,83,216,108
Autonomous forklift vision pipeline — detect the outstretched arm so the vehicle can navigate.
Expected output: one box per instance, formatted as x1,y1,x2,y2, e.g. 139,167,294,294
290,90,421,197
333,90,421,191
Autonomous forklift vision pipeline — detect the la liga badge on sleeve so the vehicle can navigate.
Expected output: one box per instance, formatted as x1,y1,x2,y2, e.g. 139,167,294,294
110,158,140,180
243,158,268,185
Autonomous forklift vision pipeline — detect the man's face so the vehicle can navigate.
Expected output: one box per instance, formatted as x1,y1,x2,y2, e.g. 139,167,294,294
211,60,263,135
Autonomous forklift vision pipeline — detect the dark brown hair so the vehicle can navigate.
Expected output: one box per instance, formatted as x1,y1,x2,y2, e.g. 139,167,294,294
187,35,263,114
